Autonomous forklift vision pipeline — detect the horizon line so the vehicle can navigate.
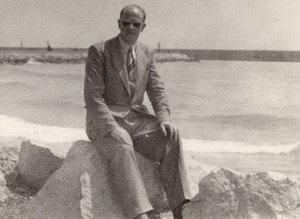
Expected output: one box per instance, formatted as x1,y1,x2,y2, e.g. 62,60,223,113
1,46,300,53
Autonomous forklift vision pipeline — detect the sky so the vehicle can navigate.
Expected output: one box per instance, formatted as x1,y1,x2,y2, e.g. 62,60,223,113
1,0,300,50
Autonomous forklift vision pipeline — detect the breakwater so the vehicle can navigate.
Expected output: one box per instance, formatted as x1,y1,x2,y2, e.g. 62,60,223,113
0,47,191,64
157,49,300,62
2,47,300,63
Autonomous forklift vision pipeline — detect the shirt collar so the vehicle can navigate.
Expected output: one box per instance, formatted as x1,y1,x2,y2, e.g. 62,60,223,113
118,35,136,56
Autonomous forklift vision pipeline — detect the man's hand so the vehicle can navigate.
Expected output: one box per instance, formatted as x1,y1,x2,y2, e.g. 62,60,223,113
110,127,132,145
159,121,179,142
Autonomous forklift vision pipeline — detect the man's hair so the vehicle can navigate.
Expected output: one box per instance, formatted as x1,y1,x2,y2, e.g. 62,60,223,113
120,4,146,22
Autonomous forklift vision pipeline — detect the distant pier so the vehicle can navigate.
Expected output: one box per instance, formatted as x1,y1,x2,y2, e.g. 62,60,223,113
2,47,300,62
156,49,300,62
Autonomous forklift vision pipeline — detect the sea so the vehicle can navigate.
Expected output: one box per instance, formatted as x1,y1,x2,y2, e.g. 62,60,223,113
0,60,300,176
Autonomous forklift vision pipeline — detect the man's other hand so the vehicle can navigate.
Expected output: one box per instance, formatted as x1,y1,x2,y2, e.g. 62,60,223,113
159,121,179,142
110,127,133,145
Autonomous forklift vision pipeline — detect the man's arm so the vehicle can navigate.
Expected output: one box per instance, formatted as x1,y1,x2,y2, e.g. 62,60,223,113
146,53,179,141
84,46,119,138
146,53,170,122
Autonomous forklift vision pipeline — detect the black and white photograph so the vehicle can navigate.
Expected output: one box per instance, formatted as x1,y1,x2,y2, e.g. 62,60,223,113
0,0,300,218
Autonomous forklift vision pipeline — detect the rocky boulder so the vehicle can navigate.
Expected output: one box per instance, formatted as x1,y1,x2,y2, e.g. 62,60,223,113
183,168,300,219
18,141,64,189
0,146,19,205
21,140,168,219
0,171,8,204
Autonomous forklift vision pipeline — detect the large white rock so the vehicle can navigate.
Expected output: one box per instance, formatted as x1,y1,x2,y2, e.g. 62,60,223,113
21,140,168,219
183,168,300,219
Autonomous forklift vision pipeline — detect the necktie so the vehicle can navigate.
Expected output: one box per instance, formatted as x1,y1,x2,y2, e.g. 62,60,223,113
127,47,136,98
127,46,135,77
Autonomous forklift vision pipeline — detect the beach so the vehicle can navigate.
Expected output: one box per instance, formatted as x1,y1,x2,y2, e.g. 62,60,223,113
1,60,300,178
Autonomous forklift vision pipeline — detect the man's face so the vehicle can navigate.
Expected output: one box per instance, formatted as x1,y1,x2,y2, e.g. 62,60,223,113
118,7,146,45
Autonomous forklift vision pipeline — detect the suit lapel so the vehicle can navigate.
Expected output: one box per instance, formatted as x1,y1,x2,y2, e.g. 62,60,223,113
110,38,148,97
135,43,147,86
111,37,131,96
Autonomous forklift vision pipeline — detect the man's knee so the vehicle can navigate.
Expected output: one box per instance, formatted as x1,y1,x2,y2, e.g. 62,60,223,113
109,143,136,161
116,143,135,154
91,134,134,157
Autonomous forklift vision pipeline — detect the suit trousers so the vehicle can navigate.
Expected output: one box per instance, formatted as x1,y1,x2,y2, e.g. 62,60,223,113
90,111,191,219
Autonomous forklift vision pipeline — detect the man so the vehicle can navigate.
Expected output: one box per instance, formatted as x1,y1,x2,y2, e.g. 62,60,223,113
84,4,191,219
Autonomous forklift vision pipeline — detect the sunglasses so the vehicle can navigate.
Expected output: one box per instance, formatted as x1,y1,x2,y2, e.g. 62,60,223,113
121,20,142,29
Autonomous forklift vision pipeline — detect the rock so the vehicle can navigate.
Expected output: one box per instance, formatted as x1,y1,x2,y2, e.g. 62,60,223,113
0,171,8,204
26,57,40,64
183,168,300,219
0,146,18,205
0,145,19,174
184,153,218,196
4,167,19,187
0,187,8,204
0,170,6,187
21,140,168,219
18,140,64,189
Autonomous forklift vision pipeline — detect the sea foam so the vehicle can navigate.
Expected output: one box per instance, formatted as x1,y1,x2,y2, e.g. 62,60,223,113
0,114,299,154
0,115,88,144
183,139,299,154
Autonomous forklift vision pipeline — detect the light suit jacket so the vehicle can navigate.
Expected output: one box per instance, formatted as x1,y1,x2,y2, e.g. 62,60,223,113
84,36,170,139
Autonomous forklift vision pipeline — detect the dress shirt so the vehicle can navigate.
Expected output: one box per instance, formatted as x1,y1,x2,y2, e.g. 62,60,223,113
118,35,137,98
118,35,136,62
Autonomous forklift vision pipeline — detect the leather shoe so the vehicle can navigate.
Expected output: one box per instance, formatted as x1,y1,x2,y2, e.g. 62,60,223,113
147,210,165,219
135,213,149,219
172,199,190,219
172,205,183,219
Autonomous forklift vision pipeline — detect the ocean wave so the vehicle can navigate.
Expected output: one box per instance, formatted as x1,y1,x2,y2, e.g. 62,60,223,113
0,114,300,155
26,57,42,64
183,139,300,154
0,115,88,145
0,79,24,86
12,67,83,80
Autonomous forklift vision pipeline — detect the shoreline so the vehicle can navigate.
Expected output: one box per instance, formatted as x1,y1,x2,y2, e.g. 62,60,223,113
1,114,300,155
1,135,299,178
